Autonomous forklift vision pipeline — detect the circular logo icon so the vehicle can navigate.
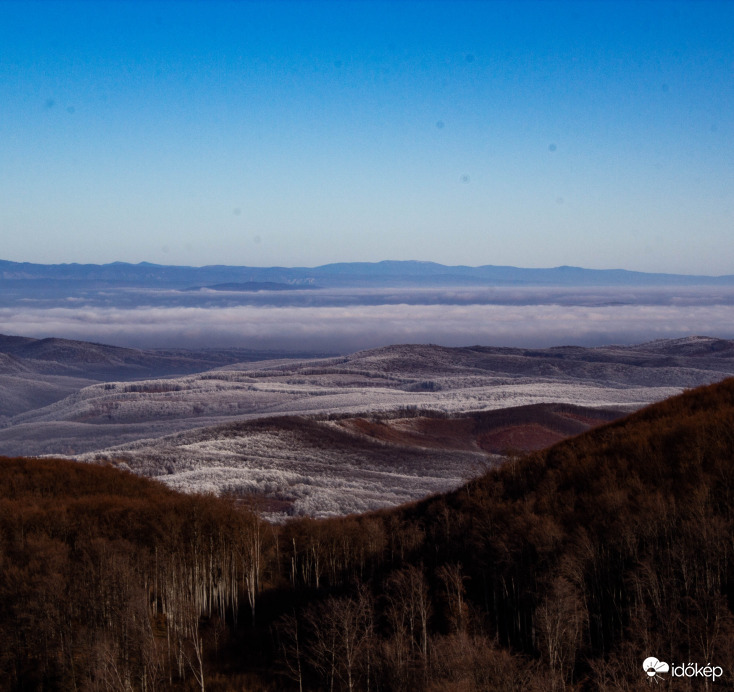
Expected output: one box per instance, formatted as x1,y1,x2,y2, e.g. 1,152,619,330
643,657,670,678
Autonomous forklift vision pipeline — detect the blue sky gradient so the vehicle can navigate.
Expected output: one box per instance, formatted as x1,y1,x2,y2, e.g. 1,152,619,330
1,0,732,273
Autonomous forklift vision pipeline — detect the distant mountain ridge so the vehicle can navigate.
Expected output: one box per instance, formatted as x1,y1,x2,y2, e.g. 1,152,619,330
2,258,733,288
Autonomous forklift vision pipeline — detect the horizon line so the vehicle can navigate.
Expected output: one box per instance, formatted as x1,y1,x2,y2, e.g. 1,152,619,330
1,257,733,279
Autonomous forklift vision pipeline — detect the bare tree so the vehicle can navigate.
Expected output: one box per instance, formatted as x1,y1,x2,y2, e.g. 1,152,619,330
438,562,468,635
305,589,374,692
277,613,304,692
536,576,587,690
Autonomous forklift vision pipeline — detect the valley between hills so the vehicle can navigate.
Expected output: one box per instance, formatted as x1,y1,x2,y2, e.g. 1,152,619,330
2,333,734,519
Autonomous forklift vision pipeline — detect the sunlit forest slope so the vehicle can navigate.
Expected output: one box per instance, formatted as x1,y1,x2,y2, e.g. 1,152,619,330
1,378,733,690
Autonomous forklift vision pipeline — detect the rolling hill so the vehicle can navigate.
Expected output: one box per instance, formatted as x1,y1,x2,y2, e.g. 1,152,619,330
78,403,625,519
3,334,734,518
0,332,327,420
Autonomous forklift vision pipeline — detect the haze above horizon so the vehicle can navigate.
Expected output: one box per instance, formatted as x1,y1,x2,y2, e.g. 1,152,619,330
1,1,732,274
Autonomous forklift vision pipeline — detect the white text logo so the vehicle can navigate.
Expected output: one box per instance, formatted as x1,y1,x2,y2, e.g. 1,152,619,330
643,656,723,682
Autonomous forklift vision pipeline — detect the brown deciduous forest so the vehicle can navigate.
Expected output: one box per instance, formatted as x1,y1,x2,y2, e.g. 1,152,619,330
2,378,734,690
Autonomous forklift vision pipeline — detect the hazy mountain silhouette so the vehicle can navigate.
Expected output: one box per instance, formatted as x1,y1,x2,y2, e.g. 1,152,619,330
3,258,734,288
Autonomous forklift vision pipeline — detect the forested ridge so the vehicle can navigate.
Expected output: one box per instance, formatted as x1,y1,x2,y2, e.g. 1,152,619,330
2,379,734,690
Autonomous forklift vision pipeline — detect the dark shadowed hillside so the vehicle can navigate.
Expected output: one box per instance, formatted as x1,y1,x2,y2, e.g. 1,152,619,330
338,403,624,454
1,379,733,689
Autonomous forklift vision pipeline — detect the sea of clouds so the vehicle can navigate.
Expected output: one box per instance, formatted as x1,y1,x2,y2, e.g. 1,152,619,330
2,285,734,352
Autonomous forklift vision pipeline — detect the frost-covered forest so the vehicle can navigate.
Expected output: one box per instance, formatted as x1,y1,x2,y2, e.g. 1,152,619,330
78,405,622,520
4,337,734,516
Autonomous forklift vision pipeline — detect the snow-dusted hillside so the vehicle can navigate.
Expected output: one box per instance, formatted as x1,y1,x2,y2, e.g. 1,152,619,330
5,339,722,455
0,332,327,419
77,402,623,521
79,415,492,520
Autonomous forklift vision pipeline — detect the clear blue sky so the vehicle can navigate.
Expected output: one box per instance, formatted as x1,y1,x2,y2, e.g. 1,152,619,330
1,0,732,274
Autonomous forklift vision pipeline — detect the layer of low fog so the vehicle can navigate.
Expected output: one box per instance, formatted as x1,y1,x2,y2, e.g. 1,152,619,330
2,286,734,351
